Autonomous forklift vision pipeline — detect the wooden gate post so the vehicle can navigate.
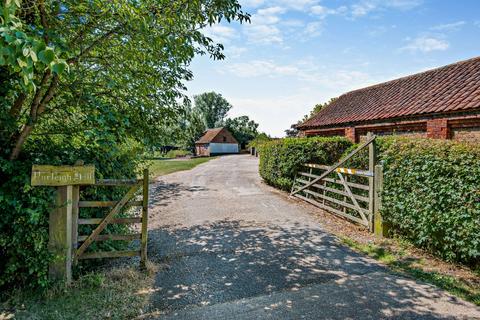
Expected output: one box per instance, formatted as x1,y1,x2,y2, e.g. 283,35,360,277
373,164,387,238
368,132,376,232
49,185,73,284
140,169,149,269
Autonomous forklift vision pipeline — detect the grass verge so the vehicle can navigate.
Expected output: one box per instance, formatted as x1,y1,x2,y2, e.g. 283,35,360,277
1,262,159,320
148,157,215,178
341,237,480,306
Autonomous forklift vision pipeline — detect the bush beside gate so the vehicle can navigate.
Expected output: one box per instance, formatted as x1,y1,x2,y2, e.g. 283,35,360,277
259,136,480,266
378,138,480,265
258,137,353,191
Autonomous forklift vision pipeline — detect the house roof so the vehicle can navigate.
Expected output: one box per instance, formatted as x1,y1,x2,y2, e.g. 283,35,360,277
298,56,480,130
196,127,238,144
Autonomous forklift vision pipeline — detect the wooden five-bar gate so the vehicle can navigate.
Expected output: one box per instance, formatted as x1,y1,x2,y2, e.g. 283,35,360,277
73,170,149,264
291,133,385,234
32,164,149,284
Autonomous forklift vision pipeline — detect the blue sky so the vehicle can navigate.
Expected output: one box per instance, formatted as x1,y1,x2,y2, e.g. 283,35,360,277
187,0,480,137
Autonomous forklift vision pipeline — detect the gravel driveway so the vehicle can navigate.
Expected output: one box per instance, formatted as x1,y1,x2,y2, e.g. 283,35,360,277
145,155,480,319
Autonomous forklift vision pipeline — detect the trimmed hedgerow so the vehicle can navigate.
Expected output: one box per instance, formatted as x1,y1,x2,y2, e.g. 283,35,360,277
258,137,353,191
377,137,480,266
259,135,480,266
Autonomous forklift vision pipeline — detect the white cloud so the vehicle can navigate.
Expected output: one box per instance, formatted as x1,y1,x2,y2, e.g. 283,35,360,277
310,5,347,18
221,60,299,77
244,6,286,44
244,24,283,44
240,0,266,8
351,2,377,17
430,21,466,32
350,0,422,17
276,0,319,11
225,46,247,58
401,36,449,53
303,21,323,37
203,25,237,43
222,59,374,90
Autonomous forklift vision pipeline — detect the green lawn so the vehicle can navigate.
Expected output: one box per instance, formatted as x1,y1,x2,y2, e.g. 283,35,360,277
147,157,215,178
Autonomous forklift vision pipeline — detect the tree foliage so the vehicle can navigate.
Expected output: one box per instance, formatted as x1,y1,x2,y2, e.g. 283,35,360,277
0,1,249,160
0,0,249,289
193,91,232,129
224,115,259,147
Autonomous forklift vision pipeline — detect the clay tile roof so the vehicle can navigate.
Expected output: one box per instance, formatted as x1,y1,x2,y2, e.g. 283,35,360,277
298,56,480,130
196,128,226,143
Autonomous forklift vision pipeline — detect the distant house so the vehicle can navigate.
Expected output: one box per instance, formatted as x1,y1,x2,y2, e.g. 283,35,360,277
297,57,480,143
195,127,239,156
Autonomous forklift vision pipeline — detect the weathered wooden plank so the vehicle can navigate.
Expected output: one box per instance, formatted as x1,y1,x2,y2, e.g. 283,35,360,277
296,177,370,197
78,200,143,208
304,163,329,170
296,172,369,191
141,169,149,268
72,185,80,265
77,250,140,260
32,165,95,186
294,194,367,226
297,178,369,203
78,217,142,225
337,172,369,225
95,179,140,186
77,234,141,242
291,135,376,196
335,167,374,177
374,165,387,237
49,186,73,283
75,184,141,259
368,132,376,232
298,187,369,215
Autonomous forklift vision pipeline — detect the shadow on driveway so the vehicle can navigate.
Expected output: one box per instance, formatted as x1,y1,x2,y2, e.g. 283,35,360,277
145,220,471,319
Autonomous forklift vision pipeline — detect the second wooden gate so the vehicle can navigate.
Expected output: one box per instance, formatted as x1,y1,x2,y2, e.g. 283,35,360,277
291,133,384,232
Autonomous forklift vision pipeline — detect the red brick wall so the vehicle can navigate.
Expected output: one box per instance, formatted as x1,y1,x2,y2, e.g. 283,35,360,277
451,127,480,142
299,115,480,142
345,127,357,143
426,119,450,139
195,144,210,156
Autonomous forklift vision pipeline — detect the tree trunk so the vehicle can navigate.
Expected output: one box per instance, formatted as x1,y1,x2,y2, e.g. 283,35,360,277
8,74,58,160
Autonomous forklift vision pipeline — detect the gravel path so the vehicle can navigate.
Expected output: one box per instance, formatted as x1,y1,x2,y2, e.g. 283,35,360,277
144,155,480,319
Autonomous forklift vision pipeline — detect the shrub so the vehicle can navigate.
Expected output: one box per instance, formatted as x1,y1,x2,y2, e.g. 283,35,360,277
165,149,191,158
377,138,480,265
0,136,143,290
258,137,353,191
259,135,480,266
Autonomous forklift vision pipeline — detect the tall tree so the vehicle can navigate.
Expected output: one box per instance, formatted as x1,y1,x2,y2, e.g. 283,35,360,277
0,1,249,160
224,115,258,147
193,92,232,128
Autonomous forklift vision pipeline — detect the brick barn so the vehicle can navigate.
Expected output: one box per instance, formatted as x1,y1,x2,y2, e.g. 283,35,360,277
297,57,480,143
195,127,239,156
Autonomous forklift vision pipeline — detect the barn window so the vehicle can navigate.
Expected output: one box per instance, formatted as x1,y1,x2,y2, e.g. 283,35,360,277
223,136,227,142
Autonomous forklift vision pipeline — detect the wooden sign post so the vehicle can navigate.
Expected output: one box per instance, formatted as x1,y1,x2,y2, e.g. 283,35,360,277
31,164,95,284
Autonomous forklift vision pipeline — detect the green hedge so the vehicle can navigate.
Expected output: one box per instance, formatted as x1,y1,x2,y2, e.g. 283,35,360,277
258,137,353,191
0,137,143,290
378,138,480,265
259,136,480,266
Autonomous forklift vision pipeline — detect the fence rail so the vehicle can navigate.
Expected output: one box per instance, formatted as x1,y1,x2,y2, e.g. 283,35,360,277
73,170,149,267
291,132,383,231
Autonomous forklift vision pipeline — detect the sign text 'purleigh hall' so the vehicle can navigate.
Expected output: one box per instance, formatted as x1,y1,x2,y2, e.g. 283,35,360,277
31,165,95,186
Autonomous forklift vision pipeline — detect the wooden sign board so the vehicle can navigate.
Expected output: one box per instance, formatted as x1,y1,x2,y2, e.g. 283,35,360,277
31,165,95,186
